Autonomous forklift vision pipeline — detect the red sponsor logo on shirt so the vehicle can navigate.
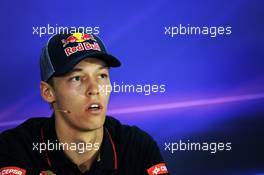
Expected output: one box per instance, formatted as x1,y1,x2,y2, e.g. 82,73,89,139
0,166,26,175
39,170,56,175
147,163,168,175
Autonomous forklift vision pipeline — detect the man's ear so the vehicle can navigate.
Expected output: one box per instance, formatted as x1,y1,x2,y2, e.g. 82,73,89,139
40,81,55,103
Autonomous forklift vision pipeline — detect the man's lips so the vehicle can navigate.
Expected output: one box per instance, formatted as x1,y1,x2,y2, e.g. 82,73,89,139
85,102,103,113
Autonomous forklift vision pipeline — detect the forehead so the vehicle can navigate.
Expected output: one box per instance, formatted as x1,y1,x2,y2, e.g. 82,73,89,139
51,58,109,84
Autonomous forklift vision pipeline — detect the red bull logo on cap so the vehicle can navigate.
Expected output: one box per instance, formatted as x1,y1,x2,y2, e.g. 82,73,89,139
61,33,97,47
64,42,101,56
61,33,101,57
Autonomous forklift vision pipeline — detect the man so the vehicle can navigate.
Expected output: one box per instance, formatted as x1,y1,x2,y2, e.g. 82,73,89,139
0,32,169,175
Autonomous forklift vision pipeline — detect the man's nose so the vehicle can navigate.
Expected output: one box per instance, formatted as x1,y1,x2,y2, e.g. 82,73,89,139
86,81,99,96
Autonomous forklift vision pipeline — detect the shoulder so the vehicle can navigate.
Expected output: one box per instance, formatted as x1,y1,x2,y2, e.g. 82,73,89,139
0,117,49,162
105,116,167,173
0,117,48,141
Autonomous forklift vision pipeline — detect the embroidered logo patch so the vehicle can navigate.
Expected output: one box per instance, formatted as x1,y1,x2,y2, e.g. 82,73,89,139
60,33,101,56
39,170,56,175
64,42,101,56
0,166,26,175
61,33,97,47
147,163,168,175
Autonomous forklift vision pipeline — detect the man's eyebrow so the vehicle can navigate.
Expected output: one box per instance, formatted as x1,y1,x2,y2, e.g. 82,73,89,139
64,68,83,76
98,65,110,70
65,65,109,76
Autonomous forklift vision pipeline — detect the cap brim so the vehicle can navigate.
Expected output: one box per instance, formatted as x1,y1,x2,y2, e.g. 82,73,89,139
53,52,121,77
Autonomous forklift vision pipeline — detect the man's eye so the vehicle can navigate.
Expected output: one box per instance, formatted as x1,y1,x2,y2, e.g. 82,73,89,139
70,76,81,81
99,74,108,79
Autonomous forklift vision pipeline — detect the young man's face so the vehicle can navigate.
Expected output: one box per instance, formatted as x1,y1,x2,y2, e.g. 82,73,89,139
51,57,111,131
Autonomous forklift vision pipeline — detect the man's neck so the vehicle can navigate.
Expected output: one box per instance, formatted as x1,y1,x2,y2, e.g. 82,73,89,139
54,114,104,172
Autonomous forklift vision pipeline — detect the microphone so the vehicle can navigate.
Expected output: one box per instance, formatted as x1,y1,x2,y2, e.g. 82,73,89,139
55,109,71,114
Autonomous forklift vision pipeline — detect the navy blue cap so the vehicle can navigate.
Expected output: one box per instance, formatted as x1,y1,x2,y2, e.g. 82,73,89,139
40,32,121,82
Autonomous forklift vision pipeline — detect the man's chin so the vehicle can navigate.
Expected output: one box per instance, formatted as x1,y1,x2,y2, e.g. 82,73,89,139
78,124,104,132
78,118,105,132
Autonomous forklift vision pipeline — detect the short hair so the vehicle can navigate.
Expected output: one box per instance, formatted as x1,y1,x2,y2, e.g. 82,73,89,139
47,77,54,87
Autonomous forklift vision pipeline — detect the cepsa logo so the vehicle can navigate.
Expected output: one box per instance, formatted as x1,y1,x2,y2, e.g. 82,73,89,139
0,166,26,175
61,33,101,57
147,163,168,175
